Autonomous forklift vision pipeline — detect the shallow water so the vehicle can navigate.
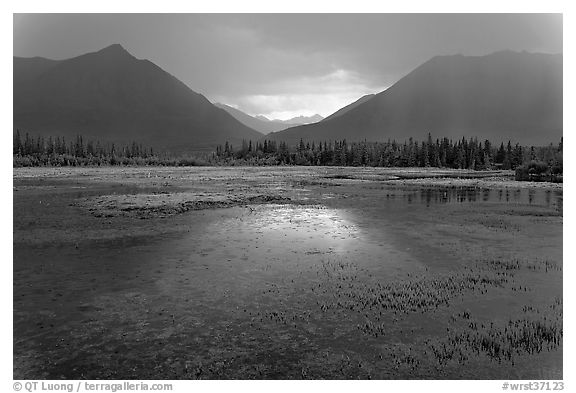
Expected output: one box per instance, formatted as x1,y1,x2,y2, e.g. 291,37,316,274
168,204,427,291
145,194,561,378
13,170,563,379
384,187,563,211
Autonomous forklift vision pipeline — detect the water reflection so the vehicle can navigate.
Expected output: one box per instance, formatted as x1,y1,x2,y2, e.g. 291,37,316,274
187,204,429,283
211,205,365,256
395,187,562,211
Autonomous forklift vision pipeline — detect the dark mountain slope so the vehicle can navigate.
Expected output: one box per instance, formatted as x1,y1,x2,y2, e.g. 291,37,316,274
268,51,562,146
14,44,262,152
322,94,375,122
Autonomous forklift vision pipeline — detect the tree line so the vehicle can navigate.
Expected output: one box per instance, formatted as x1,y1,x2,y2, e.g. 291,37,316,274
13,130,562,177
13,130,207,167
214,134,563,173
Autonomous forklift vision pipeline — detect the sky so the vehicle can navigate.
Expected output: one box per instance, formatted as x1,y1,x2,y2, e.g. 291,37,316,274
13,13,562,120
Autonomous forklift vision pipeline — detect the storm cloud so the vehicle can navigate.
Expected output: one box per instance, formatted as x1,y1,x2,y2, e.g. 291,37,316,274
13,13,562,119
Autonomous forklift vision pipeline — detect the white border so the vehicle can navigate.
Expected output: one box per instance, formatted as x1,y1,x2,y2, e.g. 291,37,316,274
2,3,572,393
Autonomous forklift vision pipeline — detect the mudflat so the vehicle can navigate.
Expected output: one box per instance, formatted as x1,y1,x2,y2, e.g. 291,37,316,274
13,166,563,379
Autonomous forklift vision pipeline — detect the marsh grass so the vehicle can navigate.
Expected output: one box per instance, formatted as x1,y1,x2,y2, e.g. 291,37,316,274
299,256,561,370
313,260,510,318
428,298,562,366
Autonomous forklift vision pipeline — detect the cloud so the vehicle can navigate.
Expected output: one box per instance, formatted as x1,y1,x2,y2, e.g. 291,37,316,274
152,14,562,117
14,14,562,117
211,68,386,119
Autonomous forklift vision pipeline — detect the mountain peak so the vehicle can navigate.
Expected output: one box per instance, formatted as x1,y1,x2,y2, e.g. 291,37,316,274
14,45,263,152
96,44,132,57
267,51,561,146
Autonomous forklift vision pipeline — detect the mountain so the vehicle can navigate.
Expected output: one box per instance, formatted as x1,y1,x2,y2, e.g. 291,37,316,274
14,44,262,152
214,103,278,134
267,51,562,146
254,114,323,126
215,103,323,134
322,94,375,122
275,114,324,125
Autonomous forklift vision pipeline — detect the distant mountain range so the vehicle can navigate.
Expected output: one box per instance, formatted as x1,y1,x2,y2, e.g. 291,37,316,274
14,44,262,152
267,51,562,146
269,114,324,125
14,47,562,153
214,103,323,134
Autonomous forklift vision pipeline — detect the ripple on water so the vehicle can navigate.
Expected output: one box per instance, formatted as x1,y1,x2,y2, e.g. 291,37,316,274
185,204,426,282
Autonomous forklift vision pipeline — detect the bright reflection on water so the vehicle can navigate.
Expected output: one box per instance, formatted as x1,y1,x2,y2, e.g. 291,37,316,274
192,203,429,284
202,205,366,261
168,187,562,379
245,205,360,252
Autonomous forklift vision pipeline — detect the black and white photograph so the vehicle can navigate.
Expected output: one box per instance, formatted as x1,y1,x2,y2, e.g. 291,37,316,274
8,7,569,386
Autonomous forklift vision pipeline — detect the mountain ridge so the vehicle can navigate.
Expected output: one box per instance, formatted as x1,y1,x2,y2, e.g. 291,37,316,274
322,94,375,122
214,103,323,134
267,51,562,146
14,44,262,152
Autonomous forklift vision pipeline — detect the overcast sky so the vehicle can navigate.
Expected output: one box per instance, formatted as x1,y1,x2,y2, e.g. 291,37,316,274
13,14,562,120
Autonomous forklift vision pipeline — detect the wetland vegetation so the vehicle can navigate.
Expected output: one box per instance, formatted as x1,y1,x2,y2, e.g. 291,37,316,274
13,166,562,379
